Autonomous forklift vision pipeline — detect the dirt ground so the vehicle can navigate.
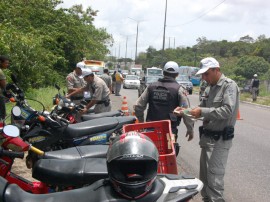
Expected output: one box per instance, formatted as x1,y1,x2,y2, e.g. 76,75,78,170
12,157,36,181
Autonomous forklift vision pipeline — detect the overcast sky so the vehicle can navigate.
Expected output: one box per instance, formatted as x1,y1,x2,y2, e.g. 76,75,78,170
61,0,270,59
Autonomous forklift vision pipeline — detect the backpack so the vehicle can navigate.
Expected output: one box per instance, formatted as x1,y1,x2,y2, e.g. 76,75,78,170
112,74,116,82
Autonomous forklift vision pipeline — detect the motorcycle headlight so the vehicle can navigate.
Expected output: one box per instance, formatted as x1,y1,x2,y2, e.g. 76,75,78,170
57,99,64,110
69,102,75,108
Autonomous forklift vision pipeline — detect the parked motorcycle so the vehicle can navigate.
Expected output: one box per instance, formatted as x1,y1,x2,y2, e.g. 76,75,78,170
0,123,108,193
0,120,203,200
52,84,123,123
0,173,203,201
5,75,136,164
9,103,135,167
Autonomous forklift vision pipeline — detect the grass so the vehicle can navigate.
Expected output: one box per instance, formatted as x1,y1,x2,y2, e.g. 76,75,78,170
240,85,270,106
5,86,62,123
240,92,270,105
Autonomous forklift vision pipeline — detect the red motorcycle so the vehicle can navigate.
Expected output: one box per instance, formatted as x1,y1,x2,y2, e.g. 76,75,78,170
0,121,50,193
0,115,108,193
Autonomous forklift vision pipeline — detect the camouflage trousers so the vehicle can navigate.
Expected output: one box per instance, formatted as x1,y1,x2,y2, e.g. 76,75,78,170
199,136,232,202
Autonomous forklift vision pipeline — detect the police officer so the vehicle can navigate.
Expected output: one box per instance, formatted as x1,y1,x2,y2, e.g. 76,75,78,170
0,56,10,120
66,62,86,104
66,69,111,114
134,61,194,143
250,73,259,101
199,79,208,101
99,69,112,93
190,57,239,202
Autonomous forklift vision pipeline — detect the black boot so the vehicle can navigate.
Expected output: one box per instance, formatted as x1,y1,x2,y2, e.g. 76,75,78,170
174,142,180,156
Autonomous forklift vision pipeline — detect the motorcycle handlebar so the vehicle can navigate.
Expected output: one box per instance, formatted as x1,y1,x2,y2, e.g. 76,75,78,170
0,148,24,159
56,115,70,124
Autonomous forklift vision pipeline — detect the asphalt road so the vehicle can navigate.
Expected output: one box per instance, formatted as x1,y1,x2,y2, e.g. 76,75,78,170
121,88,270,202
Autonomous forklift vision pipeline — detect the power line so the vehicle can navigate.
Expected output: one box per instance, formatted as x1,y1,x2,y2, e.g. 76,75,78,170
167,0,226,27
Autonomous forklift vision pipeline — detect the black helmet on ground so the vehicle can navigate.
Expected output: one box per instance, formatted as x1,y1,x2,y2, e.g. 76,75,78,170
107,131,159,200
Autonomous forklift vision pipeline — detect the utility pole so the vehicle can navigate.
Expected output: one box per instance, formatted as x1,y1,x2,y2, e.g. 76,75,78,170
135,22,138,62
125,36,128,69
118,42,120,60
128,17,145,63
114,47,117,63
162,0,168,52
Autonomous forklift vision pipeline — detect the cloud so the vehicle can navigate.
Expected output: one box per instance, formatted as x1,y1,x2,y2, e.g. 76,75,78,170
60,0,270,58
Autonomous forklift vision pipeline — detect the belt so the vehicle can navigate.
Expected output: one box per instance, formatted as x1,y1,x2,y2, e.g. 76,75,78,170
204,129,224,136
71,96,84,100
199,126,234,141
96,99,110,104
199,126,223,141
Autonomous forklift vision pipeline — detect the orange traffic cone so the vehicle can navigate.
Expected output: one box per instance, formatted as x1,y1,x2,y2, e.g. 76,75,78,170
236,109,243,120
121,96,129,116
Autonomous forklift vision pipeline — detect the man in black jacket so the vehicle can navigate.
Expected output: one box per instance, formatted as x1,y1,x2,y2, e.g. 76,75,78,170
250,74,260,101
134,61,194,142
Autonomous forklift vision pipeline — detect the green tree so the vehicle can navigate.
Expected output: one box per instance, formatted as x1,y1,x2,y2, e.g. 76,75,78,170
234,56,270,79
0,0,112,90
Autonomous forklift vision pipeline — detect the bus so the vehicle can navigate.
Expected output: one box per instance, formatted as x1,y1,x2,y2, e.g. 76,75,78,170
189,67,201,86
179,66,201,86
83,60,105,76
146,67,163,76
130,67,142,76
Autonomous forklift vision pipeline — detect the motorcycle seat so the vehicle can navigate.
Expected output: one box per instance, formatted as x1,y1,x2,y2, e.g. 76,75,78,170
41,145,108,160
2,178,164,202
32,158,108,187
114,116,136,125
81,111,121,121
64,117,119,138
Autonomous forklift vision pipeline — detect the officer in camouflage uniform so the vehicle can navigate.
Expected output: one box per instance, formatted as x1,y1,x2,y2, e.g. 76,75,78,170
67,69,111,114
0,56,10,120
99,69,112,93
134,61,194,143
190,57,239,202
66,62,86,104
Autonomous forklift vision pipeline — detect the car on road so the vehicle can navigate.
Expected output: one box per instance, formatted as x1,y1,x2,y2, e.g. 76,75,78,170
123,75,140,89
138,75,163,97
176,75,193,94
121,70,129,78
240,81,252,94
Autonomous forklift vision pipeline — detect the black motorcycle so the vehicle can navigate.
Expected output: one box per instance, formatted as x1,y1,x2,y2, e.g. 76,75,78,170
0,173,203,202
52,84,123,123
6,76,136,167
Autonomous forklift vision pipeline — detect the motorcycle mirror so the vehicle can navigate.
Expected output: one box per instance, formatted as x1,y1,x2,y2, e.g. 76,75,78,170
54,83,60,90
11,74,18,84
12,106,22,117
3,125,20,137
